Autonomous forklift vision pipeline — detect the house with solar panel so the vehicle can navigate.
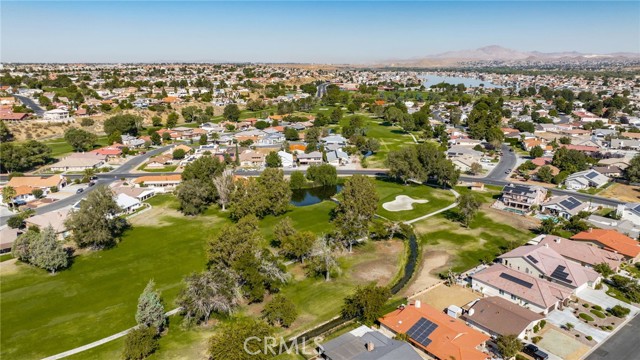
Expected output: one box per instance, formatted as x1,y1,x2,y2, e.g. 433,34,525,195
541,195,590,220
564,169,609,190
497,244,601,291
616,203,640,226
497,184,548,214
378,301,490,360
470,264,574,314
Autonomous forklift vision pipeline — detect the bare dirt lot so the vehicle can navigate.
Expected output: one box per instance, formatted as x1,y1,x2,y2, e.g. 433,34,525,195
352,240,404,285
537,325,590,360
413,283,480,311
128,205,183,227
599,183,640,203
402,250,449,296
482,205,541,232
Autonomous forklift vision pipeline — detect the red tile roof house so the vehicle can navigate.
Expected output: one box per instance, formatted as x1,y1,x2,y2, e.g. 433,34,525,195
571,229,640,263
471,264,574,314
379,302,490,360
497,244,601,291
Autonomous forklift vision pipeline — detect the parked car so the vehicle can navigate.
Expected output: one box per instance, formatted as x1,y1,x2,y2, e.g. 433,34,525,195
523,344,549,360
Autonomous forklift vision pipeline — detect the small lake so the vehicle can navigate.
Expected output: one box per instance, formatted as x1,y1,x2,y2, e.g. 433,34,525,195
291,185,342,207
421,74,503,89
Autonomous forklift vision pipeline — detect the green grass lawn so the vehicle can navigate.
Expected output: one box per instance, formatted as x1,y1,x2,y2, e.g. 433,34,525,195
0,208,225,359
259,201,336,242
413,210,533,273
43,135,110,159
361,119,416,168
374,179,456,221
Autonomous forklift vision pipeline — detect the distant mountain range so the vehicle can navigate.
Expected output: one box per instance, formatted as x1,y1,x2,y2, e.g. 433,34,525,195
381,45,640,67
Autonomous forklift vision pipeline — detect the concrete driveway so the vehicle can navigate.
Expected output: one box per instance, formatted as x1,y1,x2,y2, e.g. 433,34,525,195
546,309,610,343
577,286,640,316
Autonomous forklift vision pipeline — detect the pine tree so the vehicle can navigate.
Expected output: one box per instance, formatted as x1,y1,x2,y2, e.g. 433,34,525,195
135,280,166,332
30,226,69,274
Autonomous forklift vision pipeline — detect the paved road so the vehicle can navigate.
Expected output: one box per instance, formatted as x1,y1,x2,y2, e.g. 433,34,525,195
316,83,328,98
486,144,517,180
586,314,640,360
14,94,45,116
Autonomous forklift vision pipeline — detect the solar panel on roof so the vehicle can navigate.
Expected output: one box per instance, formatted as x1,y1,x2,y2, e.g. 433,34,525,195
499,272,534,288
560,197,581,210
585,171,599,179
406,318,437,348
550,265,572,283
526,255,539,264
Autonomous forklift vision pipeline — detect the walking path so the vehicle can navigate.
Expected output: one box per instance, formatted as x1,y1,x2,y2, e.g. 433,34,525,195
404,188,460,224
41,308,181,360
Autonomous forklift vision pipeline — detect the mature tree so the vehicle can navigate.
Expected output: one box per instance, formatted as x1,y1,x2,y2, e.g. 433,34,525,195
65,186,128,249
496,334,522,359
135,280,166,332
212,169,234,211
107,130,123,146
386,146,423,183
384,107,404,124
306,164,338,186
262,295,298,327
207,317,273,360
30,226,69,274
552,147,589,173
624,154,640,183
273,217,297,246
306,236,340,281
333,175,379,251
539,218,556,234
229,178,269,220
289,171,306,189
207,215,262,268
529,145,544,158
151,116,162,127
199,134,208,145
536,165,554,183
281,230,315,263
341,283,391,325
593,262,614,277
176,179,213,215
330,107,343,124
172,148,186,160
265,151,282,168
2,186,16,207
0,120,13,142
182,156,225,184
166,112,179,128
64,128,97,152
284,127,299,141
469,162,483,175
258,168,291,216
150,132,161,145
103,114,142,136
177,269,240,325
0,141,52,173
458,193,480,227
223,104,241,122
12,229,37,262
121,326,158,360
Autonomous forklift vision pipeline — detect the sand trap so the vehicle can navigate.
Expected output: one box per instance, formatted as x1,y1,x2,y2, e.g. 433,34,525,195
382,195,429,211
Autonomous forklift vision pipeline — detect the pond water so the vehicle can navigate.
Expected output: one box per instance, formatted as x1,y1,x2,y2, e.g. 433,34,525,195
290,185,343,206
421,74,504,89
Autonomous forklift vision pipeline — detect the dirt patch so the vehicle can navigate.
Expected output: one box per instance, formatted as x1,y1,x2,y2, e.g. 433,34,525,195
129,205,183,227
402,250,450,296
351,240,403,286
537,326,590,360
599,183,640,203
0,258,20,275
413,284,480,311
483,205,540,232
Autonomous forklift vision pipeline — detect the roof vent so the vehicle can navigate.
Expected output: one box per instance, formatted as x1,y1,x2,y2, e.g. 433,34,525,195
415,300,421,308
555,238,561,243
366,342,375,352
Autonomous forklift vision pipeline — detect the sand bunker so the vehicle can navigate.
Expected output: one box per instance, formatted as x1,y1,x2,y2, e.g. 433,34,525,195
382,195,428,211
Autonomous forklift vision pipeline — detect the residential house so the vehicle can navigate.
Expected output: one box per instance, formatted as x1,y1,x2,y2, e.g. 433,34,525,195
463,296,544,339
610,138,640,150
146,154,173,168
121,135,146,148
321,135,348,146
318,325,422,360
132,175,181,193
497,244,600,290
471,264,573,314
537,235,625,271
326,150,349,166
0,227,20,253
50,153,107,172
617,203,640,226
586,215,640,240
91,146,122,160
43,108,70,120
541,195,589,220
571,229,640,262
24,208,71,240
239,150,265,168
277,151,294,168
111,185,155,202
379,302,490,360
115,193,142,214
3,175,67,204
592,166,623,178
498,184,548,214
297,151,323,166
564,170,609,190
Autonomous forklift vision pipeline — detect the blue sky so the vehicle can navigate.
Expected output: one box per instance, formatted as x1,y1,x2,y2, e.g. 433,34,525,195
2,1,639,63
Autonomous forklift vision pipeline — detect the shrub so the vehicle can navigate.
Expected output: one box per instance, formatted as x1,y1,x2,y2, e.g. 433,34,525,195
516,355,528,360
579,313,594,322
533,324,540,333
539,320,546,329
532,336,542,344
590,309,606,318
608,305,631,318
586,336,593,341
121,326,158,360
80,118,95,127
592,305,603,311
582,303,590,308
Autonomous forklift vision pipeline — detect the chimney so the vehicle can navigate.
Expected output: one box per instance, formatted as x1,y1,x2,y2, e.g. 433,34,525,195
366,342,375,352
415,300,421,308
588,227,593,233
555,238,561,243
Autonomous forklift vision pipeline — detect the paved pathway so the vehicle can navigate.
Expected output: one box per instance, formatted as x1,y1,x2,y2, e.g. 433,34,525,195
546,309,610,343
41,308,181,360
404,188,460,225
